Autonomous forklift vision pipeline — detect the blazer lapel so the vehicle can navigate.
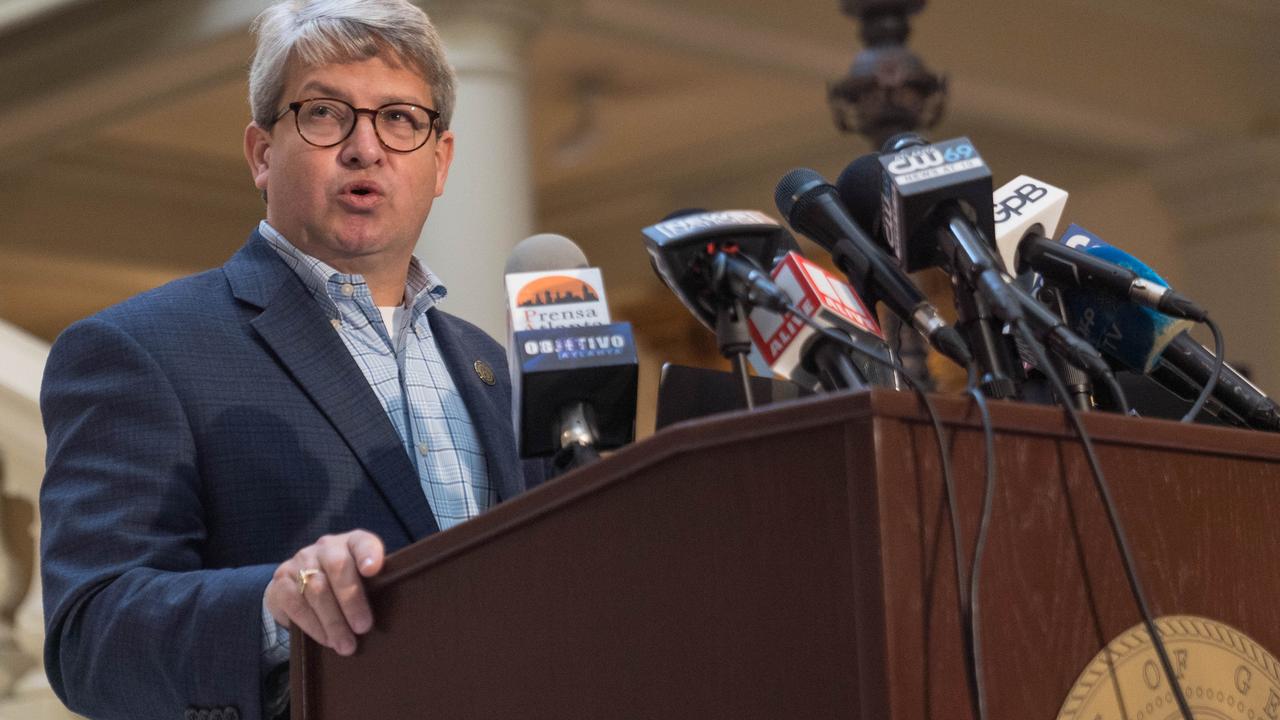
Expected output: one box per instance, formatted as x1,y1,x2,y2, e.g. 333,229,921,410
427,308,526,503
224,235,440,540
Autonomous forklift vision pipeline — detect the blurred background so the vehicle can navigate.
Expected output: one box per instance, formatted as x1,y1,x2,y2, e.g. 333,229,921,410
0,0,1276,715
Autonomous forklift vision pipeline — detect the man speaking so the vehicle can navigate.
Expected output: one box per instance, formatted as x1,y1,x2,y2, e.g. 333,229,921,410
38,2,545,718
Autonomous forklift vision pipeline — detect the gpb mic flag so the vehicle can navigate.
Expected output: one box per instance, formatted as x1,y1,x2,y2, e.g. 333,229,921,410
1055,225,1193,373
747,252,892,391
992,175,1069,273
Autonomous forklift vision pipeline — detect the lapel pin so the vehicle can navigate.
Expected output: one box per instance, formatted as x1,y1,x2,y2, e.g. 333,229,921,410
473,360,497,386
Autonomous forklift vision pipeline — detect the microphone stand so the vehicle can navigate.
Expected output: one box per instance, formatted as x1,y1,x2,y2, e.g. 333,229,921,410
715,299,757,410
1041,286,1093,411
812,341,870,392
950,275,1020,399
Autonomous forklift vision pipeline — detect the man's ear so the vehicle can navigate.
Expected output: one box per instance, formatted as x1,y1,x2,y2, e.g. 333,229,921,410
432,129,455,198
244,122,272,192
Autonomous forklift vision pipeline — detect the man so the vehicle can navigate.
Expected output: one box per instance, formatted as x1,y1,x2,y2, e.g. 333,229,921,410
39,2,544,718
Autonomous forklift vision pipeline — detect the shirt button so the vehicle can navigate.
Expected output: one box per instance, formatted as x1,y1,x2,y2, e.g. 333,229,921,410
417,442,429,456
340,283,355,297
330,318,342,330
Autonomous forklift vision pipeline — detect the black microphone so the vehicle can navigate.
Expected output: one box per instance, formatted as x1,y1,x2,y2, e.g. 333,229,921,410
711,250,793,315
1036,226,1278,431
842,135,1024,396
641,209,799,330
773,168,971,368
1017,235,1208,322
1151,333,1280,432
642,208,803,408
876,134,1019,317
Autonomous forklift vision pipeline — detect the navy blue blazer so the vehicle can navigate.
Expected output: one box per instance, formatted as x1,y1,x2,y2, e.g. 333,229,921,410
39,231,545,720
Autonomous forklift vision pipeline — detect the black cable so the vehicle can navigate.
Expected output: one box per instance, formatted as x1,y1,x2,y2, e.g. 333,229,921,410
1181,317,1224,423
1012,319,1194,720
1098,371,1132,416
964,363,996,720
786,305,983,720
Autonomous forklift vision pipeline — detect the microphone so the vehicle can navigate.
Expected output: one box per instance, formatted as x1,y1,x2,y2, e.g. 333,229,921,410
1035,225,1279,431
746,251,893,392
1019,234,1209,323
991,175,1069,274
642,209,803,408
641,209,799,329
876,135,1014,309
989,177,1207,323
1151,332,1280,432
505,233,603,331
773,167,971,368
846,134,1023,396
1049,225,1196,373
989,176,1112,381
504,234,638,468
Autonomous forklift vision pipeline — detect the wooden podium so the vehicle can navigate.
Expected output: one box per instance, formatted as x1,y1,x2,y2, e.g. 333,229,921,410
291,389,1280,719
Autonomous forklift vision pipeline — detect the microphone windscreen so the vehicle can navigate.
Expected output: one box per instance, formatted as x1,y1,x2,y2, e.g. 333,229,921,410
505,233,589,274
773,168,825,220
836,153,884,237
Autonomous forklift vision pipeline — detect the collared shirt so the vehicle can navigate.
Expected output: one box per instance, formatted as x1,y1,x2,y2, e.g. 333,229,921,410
257,220,494,674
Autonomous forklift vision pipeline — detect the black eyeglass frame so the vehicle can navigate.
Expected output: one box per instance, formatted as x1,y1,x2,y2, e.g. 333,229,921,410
274,97,442,153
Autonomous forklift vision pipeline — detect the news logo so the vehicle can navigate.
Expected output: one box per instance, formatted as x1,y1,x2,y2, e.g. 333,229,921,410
521,332,629,360
993,182,1049,225
883,138,984,186
505,267,611,332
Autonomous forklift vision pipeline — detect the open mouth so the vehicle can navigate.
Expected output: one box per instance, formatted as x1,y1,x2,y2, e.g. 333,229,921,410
339,181,383,207
344,182,380,196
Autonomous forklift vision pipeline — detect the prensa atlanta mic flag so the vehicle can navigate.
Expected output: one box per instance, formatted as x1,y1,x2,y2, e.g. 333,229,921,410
505,268,611,331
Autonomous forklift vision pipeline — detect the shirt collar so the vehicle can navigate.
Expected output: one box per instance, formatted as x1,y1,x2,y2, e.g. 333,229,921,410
258,220,448,317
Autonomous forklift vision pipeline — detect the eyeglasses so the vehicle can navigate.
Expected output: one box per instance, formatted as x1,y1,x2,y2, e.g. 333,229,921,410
275,97,441,153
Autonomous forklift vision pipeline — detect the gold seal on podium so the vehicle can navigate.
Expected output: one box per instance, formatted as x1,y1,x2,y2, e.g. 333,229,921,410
1059,616,1280,720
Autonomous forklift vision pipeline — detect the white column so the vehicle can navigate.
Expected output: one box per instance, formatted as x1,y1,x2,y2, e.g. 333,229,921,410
416,0,550,343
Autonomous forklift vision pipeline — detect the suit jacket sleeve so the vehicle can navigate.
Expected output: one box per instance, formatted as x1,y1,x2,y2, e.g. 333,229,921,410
40,316,275,720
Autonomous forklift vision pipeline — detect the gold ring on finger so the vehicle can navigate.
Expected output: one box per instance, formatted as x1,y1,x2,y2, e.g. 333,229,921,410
297,568,320,595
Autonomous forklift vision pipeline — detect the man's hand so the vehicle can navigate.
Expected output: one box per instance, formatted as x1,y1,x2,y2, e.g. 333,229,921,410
265,530,385,656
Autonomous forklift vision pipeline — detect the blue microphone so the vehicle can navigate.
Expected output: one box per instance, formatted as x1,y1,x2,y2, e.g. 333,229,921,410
1050,225,1194,373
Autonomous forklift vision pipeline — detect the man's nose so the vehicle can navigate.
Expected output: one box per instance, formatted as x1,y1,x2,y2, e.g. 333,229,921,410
340,114,385,166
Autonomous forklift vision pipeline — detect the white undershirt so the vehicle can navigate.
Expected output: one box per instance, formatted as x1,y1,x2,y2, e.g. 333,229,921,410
378,304,407,340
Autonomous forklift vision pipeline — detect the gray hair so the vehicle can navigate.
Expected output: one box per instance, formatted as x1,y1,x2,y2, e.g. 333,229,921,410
248,0,457,131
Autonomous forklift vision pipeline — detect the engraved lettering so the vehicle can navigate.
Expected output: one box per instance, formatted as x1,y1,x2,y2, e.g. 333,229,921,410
1174,649,1188,678
1265,687,1279,720
1237,666,1253,695
1143,659,1161,689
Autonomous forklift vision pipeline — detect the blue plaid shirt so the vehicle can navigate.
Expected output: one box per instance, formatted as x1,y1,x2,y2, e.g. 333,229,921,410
257,220,493,683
